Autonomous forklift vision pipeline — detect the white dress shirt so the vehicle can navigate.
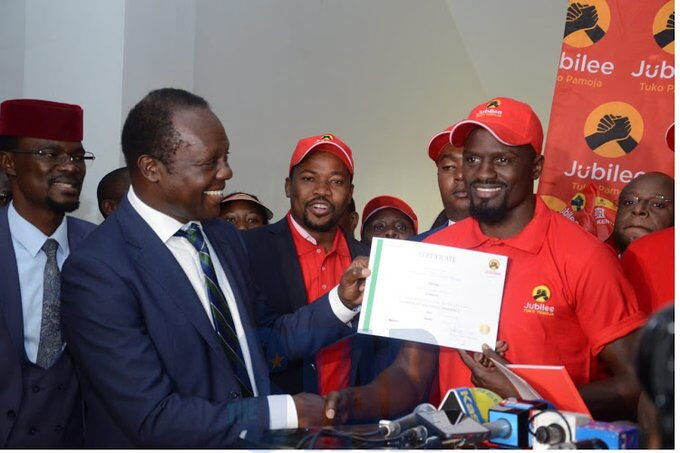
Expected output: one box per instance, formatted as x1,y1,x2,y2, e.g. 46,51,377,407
127,188,296,429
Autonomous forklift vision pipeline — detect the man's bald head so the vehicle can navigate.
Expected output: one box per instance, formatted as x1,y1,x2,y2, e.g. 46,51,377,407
97,167,131,218
614,172,674,252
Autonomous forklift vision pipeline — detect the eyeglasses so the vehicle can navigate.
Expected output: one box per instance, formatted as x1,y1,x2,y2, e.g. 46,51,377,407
7,147,95,166
619,195,673,211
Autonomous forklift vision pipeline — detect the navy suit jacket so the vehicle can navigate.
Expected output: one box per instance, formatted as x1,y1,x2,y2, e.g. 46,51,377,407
60,198,354,448
241,218,400,395
411,224,447,242
0,206,95,447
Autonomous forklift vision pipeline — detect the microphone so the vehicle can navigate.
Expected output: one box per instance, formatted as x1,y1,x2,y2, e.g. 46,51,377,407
439,387,502,424
378,403,436,438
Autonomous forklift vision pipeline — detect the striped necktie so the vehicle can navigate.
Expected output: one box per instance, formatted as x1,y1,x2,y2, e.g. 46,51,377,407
175,223,254,397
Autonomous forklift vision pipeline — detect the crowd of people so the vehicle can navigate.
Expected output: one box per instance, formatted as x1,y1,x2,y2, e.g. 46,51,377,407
0,90,673,448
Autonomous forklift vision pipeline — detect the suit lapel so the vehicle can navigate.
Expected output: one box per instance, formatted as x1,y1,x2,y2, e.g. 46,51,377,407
271,219,308,311
0,207,25,360
116,200,230,371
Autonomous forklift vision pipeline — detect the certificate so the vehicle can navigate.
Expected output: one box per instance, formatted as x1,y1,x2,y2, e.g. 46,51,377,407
357,237,508,352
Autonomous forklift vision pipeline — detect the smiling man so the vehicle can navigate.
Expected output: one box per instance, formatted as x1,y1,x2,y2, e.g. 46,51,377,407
0,99,96,447
323,97,646,424
612,172,674,253
59,90,370,447
242,134,396,396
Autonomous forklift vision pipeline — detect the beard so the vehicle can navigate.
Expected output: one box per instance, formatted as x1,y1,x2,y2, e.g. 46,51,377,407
301,208,338,232
469,195,509,225
47,197,80,213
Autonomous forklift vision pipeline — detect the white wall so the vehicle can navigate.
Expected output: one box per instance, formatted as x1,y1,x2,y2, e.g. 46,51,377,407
1,0,568,226
2,0,126,222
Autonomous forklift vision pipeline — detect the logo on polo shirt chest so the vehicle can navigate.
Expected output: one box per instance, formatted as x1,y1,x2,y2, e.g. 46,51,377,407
523,284,555,316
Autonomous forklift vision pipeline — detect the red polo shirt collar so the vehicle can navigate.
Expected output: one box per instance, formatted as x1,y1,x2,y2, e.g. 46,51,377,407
456,196,550,255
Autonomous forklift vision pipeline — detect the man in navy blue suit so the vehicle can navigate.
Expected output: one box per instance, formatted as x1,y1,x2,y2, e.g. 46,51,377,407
60,88,371,448
0,99,96,447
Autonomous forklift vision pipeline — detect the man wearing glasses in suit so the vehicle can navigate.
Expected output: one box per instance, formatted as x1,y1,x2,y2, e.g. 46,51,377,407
0,99,96,447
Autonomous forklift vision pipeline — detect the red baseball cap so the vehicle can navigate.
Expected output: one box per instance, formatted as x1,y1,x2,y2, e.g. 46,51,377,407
289,134,354,175
0,99,83,142
427,125,456,163
449,97,543,154
361,195,418,234
666,123,674,151
220,192,273,220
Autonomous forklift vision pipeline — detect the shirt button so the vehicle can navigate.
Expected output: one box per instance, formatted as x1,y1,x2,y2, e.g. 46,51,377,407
55,425,64,433
316,248,322,254
29,426,37,435
321,284,327,290
229,391,240,399
6,410,16,421
32,385,41,393
321,266,326,271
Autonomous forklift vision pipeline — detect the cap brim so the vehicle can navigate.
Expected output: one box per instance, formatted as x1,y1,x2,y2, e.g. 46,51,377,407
220,198,273,220
362,206,418,233
449,120,524,149
298,142,354,174
427,131,451,162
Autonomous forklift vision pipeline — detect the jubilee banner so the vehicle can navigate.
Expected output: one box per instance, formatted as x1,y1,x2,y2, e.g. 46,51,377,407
538,0,674,241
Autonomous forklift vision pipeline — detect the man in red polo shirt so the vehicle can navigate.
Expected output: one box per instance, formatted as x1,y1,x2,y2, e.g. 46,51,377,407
620,226,674,316
242,134,395,397
324,98,645,422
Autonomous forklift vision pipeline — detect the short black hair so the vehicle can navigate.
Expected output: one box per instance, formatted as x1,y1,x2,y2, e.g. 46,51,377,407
0,135,18,152
97,167,131,204
121,88,210,170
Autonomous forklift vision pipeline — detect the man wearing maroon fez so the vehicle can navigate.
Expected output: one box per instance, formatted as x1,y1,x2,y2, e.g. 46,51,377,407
0,99,95,447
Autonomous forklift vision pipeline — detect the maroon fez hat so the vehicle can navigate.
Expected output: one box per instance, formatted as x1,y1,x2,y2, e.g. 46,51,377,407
0,99,84,142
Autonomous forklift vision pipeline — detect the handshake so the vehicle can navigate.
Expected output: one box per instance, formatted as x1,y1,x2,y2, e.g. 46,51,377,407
585,114,638,153
563,2,605,43
291,340,511,428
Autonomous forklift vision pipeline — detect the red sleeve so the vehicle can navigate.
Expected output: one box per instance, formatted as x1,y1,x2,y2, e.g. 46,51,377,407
570,244,646,356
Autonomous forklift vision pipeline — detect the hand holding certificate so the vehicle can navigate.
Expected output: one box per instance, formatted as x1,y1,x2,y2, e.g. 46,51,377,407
358,238,508,352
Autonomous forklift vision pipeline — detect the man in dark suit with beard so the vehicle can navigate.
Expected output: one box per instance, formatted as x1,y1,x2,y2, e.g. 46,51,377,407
0,99,95,447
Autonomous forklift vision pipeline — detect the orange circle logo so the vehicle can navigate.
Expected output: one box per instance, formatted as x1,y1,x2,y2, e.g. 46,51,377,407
563,0,611,48
571,193,586,212
653,1,674,54
583,102,644,157
532,285,552,302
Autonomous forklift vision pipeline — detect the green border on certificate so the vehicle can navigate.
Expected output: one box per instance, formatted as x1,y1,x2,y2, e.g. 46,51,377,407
362,238,383,331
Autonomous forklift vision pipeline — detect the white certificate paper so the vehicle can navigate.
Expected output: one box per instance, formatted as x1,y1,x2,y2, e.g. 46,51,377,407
357,237,508,352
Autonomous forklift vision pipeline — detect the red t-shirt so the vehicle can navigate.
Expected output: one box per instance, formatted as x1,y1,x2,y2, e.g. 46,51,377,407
287,214,352,395
620,227,674,316
424,198,645,395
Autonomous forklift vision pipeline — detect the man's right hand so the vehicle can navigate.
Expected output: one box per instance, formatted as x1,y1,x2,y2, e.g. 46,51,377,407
292,392,328,427
338,256,371,309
